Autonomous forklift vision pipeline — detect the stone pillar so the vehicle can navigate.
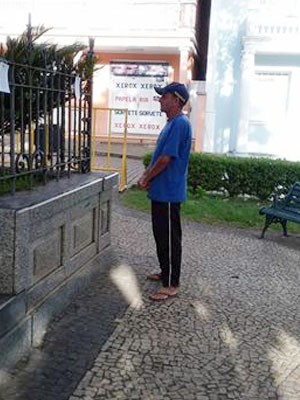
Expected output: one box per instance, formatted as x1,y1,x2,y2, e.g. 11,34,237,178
178,0,196,83
189,81,206,152
179,46,190,83
236,40,255,153
179,0,197,30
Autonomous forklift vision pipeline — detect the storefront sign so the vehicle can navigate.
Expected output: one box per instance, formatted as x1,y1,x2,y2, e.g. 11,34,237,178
110,62,169,135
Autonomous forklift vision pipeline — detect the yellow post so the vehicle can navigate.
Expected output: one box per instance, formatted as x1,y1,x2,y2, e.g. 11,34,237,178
91,108,97,169
106,109,112,169
16,130,21,153
30,123,35,154
119,109,128,192
45,115,49,165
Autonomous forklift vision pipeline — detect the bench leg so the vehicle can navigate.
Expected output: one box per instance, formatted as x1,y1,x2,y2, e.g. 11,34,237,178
280,219,288,237
260,215,275,239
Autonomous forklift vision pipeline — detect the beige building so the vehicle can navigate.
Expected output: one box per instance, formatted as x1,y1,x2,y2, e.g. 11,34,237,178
0,0,204,151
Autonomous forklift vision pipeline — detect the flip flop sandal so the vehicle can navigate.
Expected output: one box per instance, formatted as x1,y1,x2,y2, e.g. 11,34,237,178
149,291,178,301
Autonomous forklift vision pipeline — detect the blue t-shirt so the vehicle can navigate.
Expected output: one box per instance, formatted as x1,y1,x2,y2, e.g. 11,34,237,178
148,114,192,203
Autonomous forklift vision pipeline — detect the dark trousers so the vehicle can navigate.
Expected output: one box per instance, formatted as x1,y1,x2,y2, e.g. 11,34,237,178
151,201,182,287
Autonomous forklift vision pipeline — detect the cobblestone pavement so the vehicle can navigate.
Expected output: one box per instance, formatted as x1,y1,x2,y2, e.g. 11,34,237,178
2,159,300,400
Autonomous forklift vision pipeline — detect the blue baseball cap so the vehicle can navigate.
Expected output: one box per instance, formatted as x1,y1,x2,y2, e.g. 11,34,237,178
154,82,189,105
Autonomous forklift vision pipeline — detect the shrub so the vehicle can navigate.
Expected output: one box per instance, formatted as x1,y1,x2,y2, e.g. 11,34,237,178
142,151,300,201
143,152,152,168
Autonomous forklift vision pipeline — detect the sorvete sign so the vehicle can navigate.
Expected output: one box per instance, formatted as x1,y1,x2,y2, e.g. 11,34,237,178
110,62,169,135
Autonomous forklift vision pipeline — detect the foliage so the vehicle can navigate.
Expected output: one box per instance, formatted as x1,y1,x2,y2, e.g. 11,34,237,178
0,167,46,195
142,152,300,201
142,152,152,168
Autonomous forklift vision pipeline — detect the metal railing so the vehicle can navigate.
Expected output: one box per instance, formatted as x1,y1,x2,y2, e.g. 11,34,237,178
0,49,93,195
92,107,128,192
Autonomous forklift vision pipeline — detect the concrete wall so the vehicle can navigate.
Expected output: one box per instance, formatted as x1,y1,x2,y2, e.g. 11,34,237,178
0,172,117,372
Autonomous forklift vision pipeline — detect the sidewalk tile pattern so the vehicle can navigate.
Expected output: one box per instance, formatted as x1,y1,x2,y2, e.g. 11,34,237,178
1,160,300,400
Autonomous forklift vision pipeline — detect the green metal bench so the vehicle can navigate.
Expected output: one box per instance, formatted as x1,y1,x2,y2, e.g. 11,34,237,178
259,182,300,238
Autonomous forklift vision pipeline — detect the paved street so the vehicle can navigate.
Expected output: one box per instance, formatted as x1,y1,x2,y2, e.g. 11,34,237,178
1,158,300,399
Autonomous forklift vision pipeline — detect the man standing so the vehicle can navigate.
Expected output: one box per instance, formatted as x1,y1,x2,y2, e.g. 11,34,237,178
138,82,192,301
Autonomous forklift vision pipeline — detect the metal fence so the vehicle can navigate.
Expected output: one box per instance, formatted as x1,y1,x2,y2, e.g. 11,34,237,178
0,44,93,195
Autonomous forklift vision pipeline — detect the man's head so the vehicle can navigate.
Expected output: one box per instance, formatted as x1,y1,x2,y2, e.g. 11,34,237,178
154,82,189,107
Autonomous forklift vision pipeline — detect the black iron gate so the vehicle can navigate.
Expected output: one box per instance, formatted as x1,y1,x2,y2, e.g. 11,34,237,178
0,39,94,195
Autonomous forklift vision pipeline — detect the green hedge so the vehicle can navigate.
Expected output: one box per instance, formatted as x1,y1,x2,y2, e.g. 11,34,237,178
142,152,300,201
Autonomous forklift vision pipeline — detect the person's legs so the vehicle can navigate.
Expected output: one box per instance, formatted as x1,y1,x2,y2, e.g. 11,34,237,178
170,202,182,287
151,201,169,284
151,201,182,290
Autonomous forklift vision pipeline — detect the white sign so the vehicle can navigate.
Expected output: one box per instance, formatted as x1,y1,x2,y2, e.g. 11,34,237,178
0,62,10,94
74,76,81,99
110,62,169,135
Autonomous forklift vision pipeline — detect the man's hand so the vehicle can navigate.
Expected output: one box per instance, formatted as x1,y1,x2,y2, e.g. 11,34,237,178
138,155,171,190
138,176,149,190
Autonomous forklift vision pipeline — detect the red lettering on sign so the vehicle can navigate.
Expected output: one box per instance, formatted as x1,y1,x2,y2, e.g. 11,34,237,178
138,123,160,130
147,124,160,130
114,122,135,129
115,96,137,102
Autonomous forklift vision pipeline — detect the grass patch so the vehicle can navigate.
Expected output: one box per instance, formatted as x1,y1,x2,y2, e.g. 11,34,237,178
0,168,50,196
120,186,300,233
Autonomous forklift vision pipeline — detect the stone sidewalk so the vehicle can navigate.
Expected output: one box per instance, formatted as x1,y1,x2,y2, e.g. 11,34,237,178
1,159,300,399
68,205,300,400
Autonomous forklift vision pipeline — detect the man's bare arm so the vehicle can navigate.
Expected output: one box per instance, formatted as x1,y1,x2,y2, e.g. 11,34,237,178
138,155,172,189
